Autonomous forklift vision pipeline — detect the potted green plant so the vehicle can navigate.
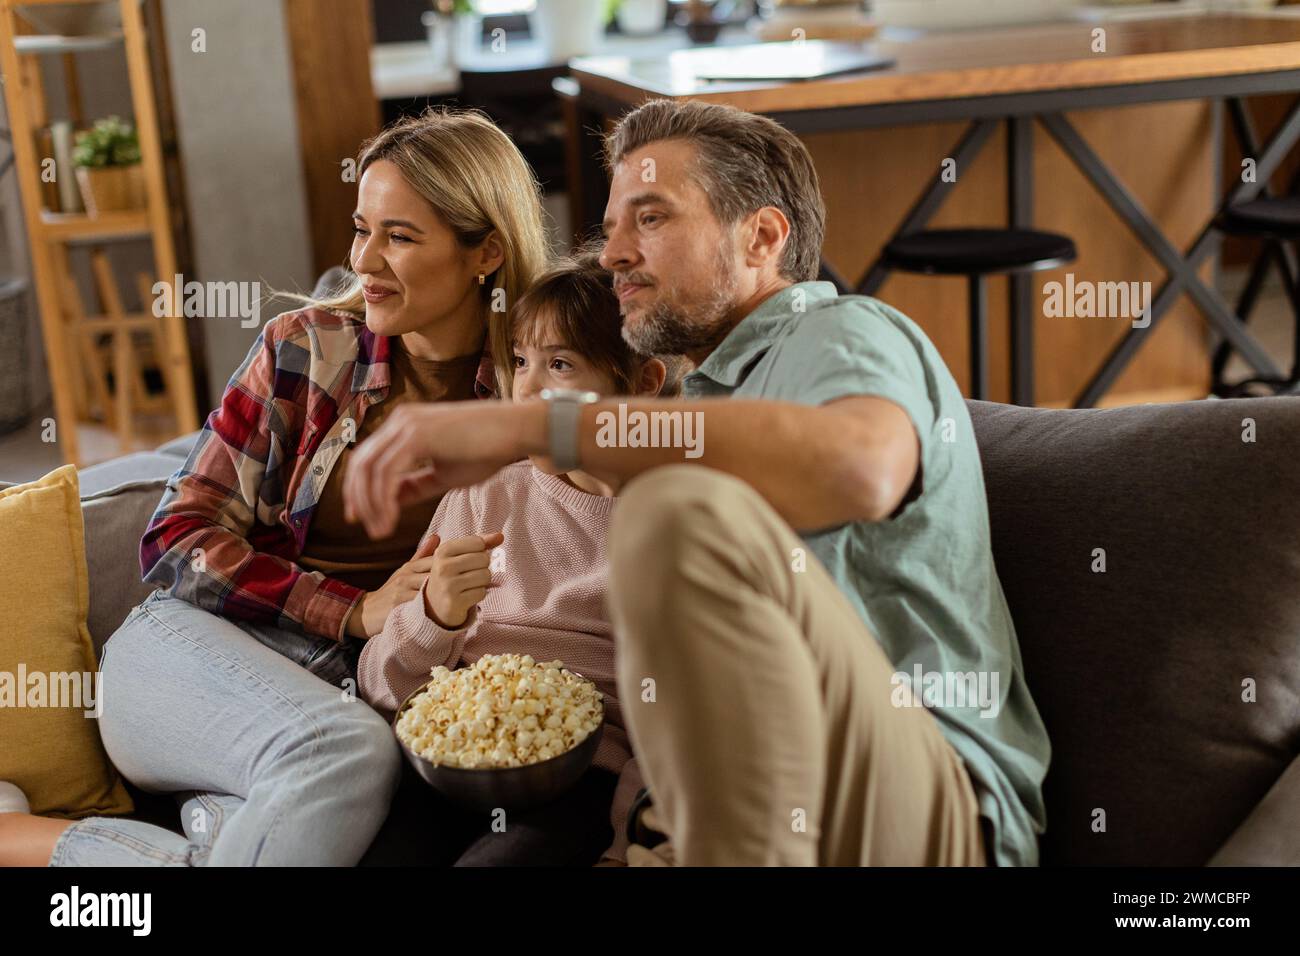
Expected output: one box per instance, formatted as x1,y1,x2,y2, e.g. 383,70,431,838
72,116,145,217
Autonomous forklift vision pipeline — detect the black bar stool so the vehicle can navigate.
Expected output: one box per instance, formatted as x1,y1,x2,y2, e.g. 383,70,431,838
1211,196,1300,397
882,228,1076,401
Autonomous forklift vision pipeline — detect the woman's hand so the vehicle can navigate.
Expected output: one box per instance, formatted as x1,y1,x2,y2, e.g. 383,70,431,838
422,532,504,629
344,534,441,638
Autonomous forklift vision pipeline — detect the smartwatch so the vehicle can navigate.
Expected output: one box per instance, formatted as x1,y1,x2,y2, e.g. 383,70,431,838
539,388,599,472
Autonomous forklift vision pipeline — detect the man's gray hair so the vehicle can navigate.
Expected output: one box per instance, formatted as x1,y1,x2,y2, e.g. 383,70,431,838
603,99,827,283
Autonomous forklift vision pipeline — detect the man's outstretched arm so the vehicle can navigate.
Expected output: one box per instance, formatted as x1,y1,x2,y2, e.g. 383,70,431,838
342,395,919,540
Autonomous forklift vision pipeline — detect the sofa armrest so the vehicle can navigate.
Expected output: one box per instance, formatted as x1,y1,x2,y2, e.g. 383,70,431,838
1207,754,1300,866
80,474,174,652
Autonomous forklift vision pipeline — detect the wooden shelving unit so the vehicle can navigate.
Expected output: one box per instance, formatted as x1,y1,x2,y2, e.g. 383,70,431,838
0,0,198,465
40,208,148,239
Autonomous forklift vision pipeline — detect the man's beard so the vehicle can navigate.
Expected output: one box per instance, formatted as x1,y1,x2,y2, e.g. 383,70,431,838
621,247,741,358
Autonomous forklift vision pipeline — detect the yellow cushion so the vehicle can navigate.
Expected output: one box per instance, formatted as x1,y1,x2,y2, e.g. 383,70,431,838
0,464,133,817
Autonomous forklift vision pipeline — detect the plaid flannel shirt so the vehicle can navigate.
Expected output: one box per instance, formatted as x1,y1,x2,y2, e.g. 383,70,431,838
139,307,496,641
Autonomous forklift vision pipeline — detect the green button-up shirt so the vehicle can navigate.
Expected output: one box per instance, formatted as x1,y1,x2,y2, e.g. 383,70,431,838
683,281,1051,866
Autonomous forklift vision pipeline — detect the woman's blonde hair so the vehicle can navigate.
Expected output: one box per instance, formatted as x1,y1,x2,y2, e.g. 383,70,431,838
297,106,549,393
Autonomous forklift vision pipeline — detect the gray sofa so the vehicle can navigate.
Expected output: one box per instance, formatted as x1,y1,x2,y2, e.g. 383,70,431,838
13,395,1300,865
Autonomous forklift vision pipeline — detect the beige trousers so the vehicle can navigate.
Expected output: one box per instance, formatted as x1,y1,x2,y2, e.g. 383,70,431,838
608,465,987,867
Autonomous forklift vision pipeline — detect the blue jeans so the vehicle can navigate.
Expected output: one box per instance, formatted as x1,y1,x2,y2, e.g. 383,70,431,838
49,589,400,866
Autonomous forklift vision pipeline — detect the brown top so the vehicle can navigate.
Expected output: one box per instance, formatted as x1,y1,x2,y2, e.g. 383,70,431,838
568,14,1300,114
298,340,482,592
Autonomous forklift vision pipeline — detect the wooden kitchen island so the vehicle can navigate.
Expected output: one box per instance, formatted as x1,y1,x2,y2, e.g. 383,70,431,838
557,14,1300,407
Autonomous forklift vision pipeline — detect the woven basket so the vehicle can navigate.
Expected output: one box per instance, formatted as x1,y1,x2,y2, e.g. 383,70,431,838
74,163,146,217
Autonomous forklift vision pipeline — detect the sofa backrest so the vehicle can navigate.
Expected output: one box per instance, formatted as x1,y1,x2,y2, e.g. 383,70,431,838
968,397,1300,865
79,477,171,653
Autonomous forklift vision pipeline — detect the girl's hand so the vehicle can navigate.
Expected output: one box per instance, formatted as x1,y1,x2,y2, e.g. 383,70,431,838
422,532,504,629
344,534,441,638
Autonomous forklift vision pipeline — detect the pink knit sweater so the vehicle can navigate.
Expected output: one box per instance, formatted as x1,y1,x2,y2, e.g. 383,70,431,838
357,461,642,862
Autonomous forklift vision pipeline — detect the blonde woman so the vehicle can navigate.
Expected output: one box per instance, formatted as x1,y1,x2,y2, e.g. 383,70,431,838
0,107,548,866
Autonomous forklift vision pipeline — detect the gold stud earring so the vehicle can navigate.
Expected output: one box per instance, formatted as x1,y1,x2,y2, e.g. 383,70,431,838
478,273,486,285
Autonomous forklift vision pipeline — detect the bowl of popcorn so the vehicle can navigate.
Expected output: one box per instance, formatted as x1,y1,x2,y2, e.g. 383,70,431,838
393,652,605,812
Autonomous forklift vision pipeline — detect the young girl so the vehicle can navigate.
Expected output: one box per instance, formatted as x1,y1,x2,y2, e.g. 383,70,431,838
357,253,677,865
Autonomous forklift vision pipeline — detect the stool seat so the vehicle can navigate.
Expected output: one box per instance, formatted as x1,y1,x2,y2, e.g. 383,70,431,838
883,228,1076,276
1218,196,1300,240
879,227,1078,402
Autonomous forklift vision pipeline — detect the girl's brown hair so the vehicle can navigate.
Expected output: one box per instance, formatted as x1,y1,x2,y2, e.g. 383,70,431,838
507,251,682,397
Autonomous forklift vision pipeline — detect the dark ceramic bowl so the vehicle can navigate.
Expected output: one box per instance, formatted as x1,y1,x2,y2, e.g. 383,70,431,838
393,678,604,813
